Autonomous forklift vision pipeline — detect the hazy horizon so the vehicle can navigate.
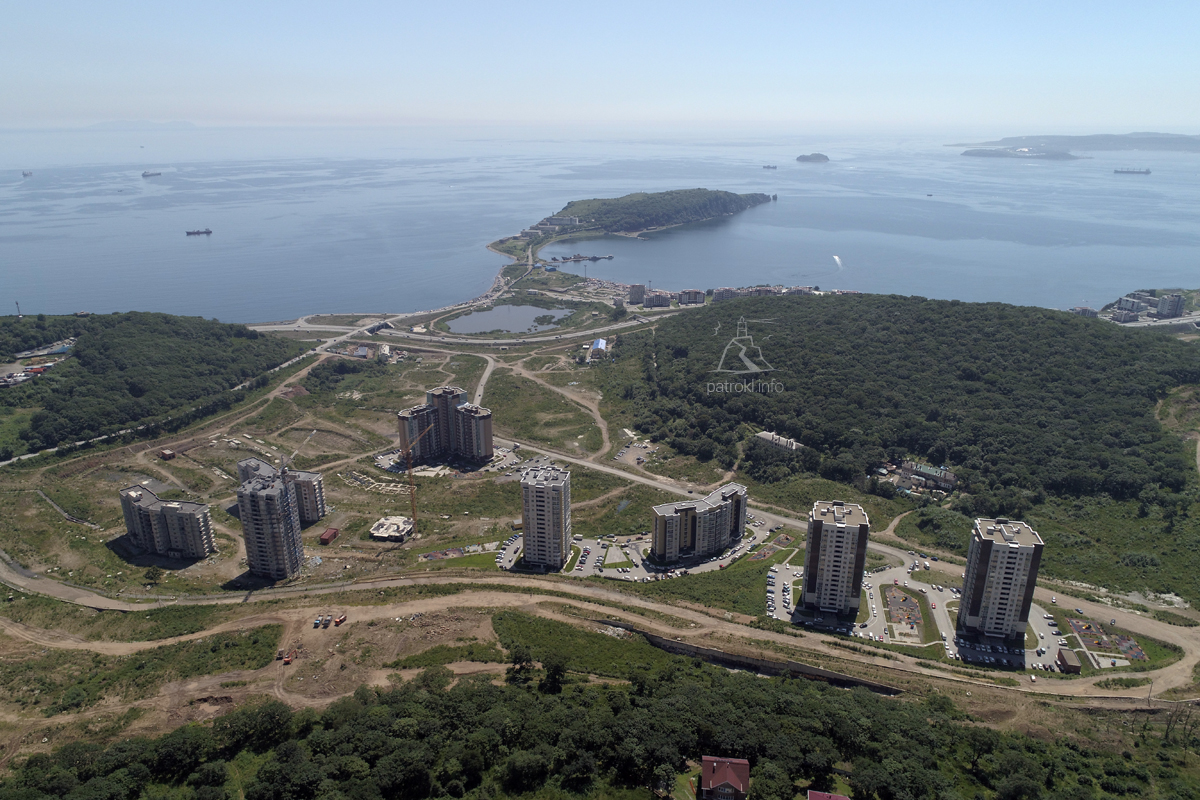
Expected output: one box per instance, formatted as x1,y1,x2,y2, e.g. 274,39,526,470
3,1,1197,132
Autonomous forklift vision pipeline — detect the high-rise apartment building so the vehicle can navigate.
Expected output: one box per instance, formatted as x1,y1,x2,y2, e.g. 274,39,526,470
629,284,646,304
800,501,869,615
237,458,304,581
237,457,326,524
119,487,215,559
958,518,1044,639
397,386,493,462
520,466,571,570
651,484,747,563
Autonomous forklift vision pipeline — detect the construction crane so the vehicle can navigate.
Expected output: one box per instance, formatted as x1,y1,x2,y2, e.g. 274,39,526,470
401,422,436,538
282,429,317,472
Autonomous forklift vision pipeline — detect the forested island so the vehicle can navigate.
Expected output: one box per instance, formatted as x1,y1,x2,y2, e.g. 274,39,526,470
555,188,771,234
0,313,307,457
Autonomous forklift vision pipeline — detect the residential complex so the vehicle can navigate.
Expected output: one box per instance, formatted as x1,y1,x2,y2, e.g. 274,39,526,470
800,501,869,615
520,466,572,570
236,458,305,581
651,483,748,563
958,518,1044,640
119,487,215,560
397,386,494,463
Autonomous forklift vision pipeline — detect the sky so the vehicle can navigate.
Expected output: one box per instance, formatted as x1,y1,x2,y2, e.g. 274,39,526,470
3,0,1198,133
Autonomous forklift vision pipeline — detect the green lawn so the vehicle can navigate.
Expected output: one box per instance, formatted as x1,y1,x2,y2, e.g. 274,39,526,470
617,548,792,617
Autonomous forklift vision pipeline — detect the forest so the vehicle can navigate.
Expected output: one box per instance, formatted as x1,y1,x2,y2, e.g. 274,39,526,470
556,189,772,233
611,294,1200,518
5,610,1196,800
0,313,306,454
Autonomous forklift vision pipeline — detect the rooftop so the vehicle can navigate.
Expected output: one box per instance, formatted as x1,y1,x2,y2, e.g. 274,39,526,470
653,483,747,516
699,756,750,792
974,518,1043,547
521,466,570,487
811,500,869,528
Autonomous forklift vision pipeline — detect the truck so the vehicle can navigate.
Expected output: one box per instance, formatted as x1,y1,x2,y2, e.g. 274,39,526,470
313,616,322,628
334,614,347,626
322,614,333,628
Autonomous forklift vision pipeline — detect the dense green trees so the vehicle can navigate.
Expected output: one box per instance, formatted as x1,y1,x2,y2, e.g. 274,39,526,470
0,313,305,452
613,295,1200,516
5,641,1193,799
558,189,772,233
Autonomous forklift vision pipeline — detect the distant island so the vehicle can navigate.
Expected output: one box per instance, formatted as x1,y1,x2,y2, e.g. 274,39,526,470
796,153,830,162
951,132,1200,152
962,148,1084,160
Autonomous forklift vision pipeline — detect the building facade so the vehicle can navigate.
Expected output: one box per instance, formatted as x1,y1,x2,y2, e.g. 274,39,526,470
800,501,870,615
651,484,748,563
521,467,571,570
628,284,646,304
119,487,215,559
287,470,327,524
237,459,304,581
397,386,494,462
958,518,1044,639
1158,293,1185,318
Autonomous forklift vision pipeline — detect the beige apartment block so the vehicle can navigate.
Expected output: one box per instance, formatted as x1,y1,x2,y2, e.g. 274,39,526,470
800,501,869,615
958,518,1044,639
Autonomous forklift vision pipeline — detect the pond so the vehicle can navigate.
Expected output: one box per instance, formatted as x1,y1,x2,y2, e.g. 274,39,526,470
445,304,573,334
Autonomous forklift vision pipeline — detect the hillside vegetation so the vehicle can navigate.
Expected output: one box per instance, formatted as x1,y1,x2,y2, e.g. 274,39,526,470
6,612,1196,799
612,294,1200,518
557,189,771,233
0,313,306,454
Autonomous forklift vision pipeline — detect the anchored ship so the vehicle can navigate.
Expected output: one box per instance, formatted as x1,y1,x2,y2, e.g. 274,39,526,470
22,171,31,178
185,229,212,236
142,171,161,178
1114,168,1151,175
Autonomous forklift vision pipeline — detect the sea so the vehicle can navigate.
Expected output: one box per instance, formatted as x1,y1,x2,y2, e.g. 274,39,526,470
2,126,1198,323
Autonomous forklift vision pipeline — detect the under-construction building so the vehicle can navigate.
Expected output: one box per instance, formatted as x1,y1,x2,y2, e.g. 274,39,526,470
397,386,494,462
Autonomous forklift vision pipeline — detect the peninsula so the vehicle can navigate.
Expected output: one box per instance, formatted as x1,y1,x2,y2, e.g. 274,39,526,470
489,187,773,261
961,147,1083,160
951,132,1200,152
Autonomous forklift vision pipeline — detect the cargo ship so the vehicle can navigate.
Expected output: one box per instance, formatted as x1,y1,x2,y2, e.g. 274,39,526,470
22,171,31,178
1114,168,1151,175
185,229,212,236
762,165,777,169
142,171,161,178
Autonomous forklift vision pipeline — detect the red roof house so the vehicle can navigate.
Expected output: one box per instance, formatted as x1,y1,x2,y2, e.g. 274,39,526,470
699,756,750,800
